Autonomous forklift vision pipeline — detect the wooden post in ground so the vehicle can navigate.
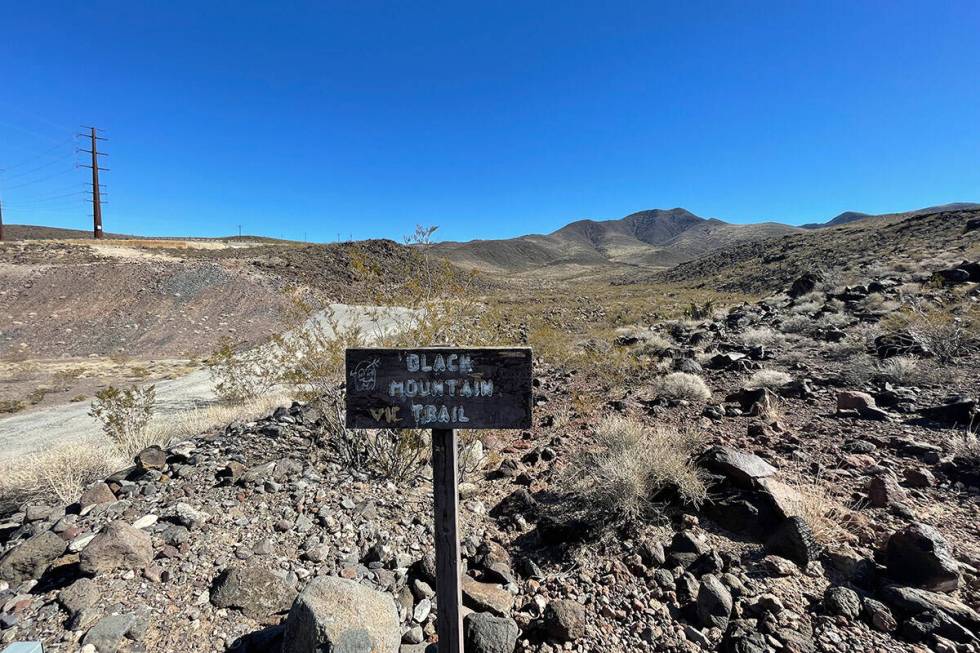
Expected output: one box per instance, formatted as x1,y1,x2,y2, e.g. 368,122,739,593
431,427,463,653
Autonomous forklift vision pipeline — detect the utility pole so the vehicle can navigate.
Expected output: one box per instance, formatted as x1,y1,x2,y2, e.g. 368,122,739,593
0,191,4,242
79,127,108,239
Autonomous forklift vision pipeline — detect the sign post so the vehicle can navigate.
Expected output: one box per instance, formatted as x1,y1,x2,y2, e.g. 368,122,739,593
346,347,533,653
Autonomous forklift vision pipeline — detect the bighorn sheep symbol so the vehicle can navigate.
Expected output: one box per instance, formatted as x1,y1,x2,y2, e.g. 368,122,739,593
351,358,380,391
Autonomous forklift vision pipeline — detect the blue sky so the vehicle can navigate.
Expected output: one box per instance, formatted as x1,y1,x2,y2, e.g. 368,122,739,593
1,1,978,242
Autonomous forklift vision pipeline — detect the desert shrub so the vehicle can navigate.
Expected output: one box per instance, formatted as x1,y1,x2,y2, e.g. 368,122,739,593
842,354,877,386
655,372,711,402
784,475,858,545
824,338,866,361
314,390,426,484
145,392,289,444
790,300,822,316
876,356,933,385
685,300,716,320
858,293,900,316
951,430,980,456
813,312,852,329
0,440,124,506
632,332,675,357
746,369,792,390
881,304,977,364
560,415,707,528
89,384,156,456
741,327,786,347
0,400,26,414
779,315,813,334
207,338,283,402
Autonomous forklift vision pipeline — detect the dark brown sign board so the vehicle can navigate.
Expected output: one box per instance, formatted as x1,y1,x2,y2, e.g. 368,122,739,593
345,347,532,430
344,346,532,653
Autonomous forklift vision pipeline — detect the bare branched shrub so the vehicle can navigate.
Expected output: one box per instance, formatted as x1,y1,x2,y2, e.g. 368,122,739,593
315,390,426,484
207,338,283,402
560,415,707,528
89,384,156,457
746,369,792,390
893,304,977,364
655,372,711,402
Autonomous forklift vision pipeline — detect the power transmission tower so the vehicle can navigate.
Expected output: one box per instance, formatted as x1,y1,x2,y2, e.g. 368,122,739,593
0,190,4,242
79,127,108,239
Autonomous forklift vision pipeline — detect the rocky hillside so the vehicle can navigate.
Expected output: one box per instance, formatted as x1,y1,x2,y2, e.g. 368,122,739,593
660,207,980,294
432,209,800,279
0,253,978,652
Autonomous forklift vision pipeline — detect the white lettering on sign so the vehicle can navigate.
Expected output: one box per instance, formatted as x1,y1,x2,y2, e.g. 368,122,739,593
391,354,487,424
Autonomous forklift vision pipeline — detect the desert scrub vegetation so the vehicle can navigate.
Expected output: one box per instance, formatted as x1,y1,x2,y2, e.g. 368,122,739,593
0,440,125,508
880,303,978,364
558,415,707,529
654,372,711,402
745,369,792,390
876,355,935,385
741,326,787,348
89,384,157,458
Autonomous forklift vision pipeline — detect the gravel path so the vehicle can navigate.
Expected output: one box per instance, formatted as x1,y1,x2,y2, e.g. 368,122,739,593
0,304,415,460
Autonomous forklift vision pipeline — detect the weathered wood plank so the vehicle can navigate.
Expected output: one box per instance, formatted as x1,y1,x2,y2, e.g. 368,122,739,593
345,347,532,430
431,427,463,653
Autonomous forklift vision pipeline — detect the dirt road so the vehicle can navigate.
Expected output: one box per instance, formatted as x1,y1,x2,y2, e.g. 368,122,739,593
0,304,415,460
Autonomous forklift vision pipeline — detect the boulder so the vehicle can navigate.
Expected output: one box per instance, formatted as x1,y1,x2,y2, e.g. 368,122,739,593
462,577,514,616
918,400,979,432
463,612,519,653
862,598,897,632
696,574,733,630
59,577,99,616
79,482,116,509
134,445,167,471
837,391,876,412
210,564,296,619
81,613,140,653
699,446,776,488
765,516,819,567
282,576,400,653
867,475,907,508
542,599,586,641
0,530,66,582
884,523,960,592
79,520,153,574
824,586,861,619
789,272,822,298
880,585,980,632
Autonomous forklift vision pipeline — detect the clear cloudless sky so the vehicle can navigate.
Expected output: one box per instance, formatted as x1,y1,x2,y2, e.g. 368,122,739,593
1,1,978,242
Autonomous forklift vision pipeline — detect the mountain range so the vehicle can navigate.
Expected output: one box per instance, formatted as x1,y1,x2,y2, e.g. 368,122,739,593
431,203,979,278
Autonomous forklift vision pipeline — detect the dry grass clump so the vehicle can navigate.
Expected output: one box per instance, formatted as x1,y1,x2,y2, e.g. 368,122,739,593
145,393,291,445
790,300,823,316
882,304,978,364
655,372,711,402
745,369,792,390
876,356,933,385
951,431,980,456
0,440,125,506
741,327,787,348
779,315,813,334
784,475,859,545
562,415,707,526
823,338,866,361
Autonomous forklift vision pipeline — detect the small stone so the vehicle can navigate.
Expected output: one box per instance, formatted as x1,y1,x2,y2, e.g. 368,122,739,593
135,445,167,471
79,482,116,509
696,574,733,630
210,564,296,618
0,530,66,582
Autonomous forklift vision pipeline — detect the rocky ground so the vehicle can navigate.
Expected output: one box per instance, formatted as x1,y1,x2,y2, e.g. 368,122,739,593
0,258,978,652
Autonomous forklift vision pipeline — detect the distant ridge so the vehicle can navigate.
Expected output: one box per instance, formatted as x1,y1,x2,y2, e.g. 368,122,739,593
801,202,980,229
431,208,799,278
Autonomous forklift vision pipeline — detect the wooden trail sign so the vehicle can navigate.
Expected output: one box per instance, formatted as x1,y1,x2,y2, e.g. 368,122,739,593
345,347,532,430
345,347,532,653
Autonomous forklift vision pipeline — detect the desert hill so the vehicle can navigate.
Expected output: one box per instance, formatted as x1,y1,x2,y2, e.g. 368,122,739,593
432,208,800,279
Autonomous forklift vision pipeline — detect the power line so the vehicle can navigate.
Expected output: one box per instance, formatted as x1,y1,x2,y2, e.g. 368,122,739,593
1,151,77,180
0,136,77,171
2,166,79,190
